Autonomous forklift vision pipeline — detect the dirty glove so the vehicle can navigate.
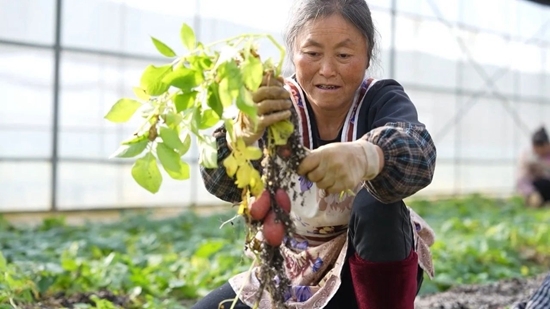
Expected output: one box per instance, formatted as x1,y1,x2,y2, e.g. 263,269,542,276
229,75,292,146
297,139,384,194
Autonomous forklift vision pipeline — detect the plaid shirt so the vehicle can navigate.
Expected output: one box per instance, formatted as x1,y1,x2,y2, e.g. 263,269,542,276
362,121,436,204
514,273,550,309
200,78,436,205
200,121,436,205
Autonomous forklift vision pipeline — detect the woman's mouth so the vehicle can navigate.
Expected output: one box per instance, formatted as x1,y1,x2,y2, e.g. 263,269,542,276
316,84,340,90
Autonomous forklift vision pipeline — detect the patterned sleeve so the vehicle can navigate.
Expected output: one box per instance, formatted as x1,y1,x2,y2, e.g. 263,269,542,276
513,272,550,309
360,80,437,203
362,123,436,203
199,124,263,204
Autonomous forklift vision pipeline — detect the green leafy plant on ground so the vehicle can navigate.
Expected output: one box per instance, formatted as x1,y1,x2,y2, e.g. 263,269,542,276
409,194,550,294
0,212,249,309
0,195,548,308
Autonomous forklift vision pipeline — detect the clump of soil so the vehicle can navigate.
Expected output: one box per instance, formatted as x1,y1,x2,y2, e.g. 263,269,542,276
415,274,548,309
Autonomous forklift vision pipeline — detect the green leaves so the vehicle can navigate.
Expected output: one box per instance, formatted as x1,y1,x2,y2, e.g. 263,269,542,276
0,208,250,308
131,153,162,194
110,140,148,158
121,127,192,192
236,86,257,120
188,54,213,71
242,55,263,91
162,67,204,92
268,119,294,146
174,91,198,113
156,143,190,180
106,22,293,195
180,23,196,51
151,37,177,57
1,195,549,307
217,61,242,108
104,98,141,123
188,106,221,132
197,136,218,169
194,240,225,259
199,109,220,130
140,64,172,96
90,295,119,309
164,111,183,127
159,127,190,155
207,83,223,118
0,251,38,306
133,87,151,101
121,134,147,145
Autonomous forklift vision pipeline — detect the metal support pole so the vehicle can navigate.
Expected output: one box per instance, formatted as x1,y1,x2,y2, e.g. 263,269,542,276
51,0,63,211
389,0,397,79
193,0,201,41
190,0,201,208
512,24,520,183
454,0,464,196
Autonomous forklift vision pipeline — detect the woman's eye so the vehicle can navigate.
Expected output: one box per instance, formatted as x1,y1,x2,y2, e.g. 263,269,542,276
305,52,319,56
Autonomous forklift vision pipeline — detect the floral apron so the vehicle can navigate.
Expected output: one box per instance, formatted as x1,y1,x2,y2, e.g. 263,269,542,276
229,76,435,309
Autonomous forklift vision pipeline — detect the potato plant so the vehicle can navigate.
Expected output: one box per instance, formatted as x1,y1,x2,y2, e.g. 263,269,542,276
104,23,308,308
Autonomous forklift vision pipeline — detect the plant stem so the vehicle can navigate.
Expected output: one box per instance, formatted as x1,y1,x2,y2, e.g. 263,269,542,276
203,33,286,76
229,260,256,309
134,102,163,137
205,33,264,49
264,34,286,76
9,298,18,309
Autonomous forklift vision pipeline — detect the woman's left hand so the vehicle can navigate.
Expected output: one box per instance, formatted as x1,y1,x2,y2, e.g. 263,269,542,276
297,139,384,194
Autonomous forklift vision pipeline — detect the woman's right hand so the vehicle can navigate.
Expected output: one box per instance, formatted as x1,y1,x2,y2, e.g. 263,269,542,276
232,74,292,146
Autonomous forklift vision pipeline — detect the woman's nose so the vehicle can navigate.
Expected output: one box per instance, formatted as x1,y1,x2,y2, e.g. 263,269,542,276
319,58,336,77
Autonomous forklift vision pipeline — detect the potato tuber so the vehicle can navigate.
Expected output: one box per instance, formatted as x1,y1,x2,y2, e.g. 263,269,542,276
274,188,291,214
262,210,285,247
249,190,271,221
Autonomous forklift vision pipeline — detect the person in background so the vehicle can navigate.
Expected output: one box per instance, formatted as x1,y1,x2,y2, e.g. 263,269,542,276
516,126,550,208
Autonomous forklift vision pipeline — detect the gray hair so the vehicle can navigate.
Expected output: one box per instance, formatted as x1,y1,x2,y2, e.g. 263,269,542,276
282,0,378,75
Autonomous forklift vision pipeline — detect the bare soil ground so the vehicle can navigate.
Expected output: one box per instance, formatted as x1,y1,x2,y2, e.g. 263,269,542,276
19,274,548,308
415,274,548,309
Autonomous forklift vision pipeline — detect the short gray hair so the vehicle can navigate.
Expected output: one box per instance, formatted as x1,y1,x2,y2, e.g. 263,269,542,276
283,0,378,70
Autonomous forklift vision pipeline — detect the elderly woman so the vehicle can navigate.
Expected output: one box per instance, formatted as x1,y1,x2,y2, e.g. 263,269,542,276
194,0,437,308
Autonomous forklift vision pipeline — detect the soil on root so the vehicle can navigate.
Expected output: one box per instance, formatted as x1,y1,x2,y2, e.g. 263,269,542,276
415,274,548,309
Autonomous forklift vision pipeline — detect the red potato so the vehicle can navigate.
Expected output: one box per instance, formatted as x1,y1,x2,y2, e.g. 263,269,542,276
249,190,271,221
277,144,292,158
262,210,285,247
274,189,291,214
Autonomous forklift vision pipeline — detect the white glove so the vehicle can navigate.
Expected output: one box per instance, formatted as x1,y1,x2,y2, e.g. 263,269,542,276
297,138,384,194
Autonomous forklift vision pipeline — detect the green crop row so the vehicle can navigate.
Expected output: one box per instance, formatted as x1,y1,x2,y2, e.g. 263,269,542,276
0,195,548,308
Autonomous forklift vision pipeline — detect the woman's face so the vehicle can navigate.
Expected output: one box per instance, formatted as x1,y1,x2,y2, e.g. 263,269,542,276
293,14,369,112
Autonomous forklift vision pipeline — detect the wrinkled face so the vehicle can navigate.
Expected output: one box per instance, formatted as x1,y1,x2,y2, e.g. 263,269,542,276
293,14,369,112
533,143,550,157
